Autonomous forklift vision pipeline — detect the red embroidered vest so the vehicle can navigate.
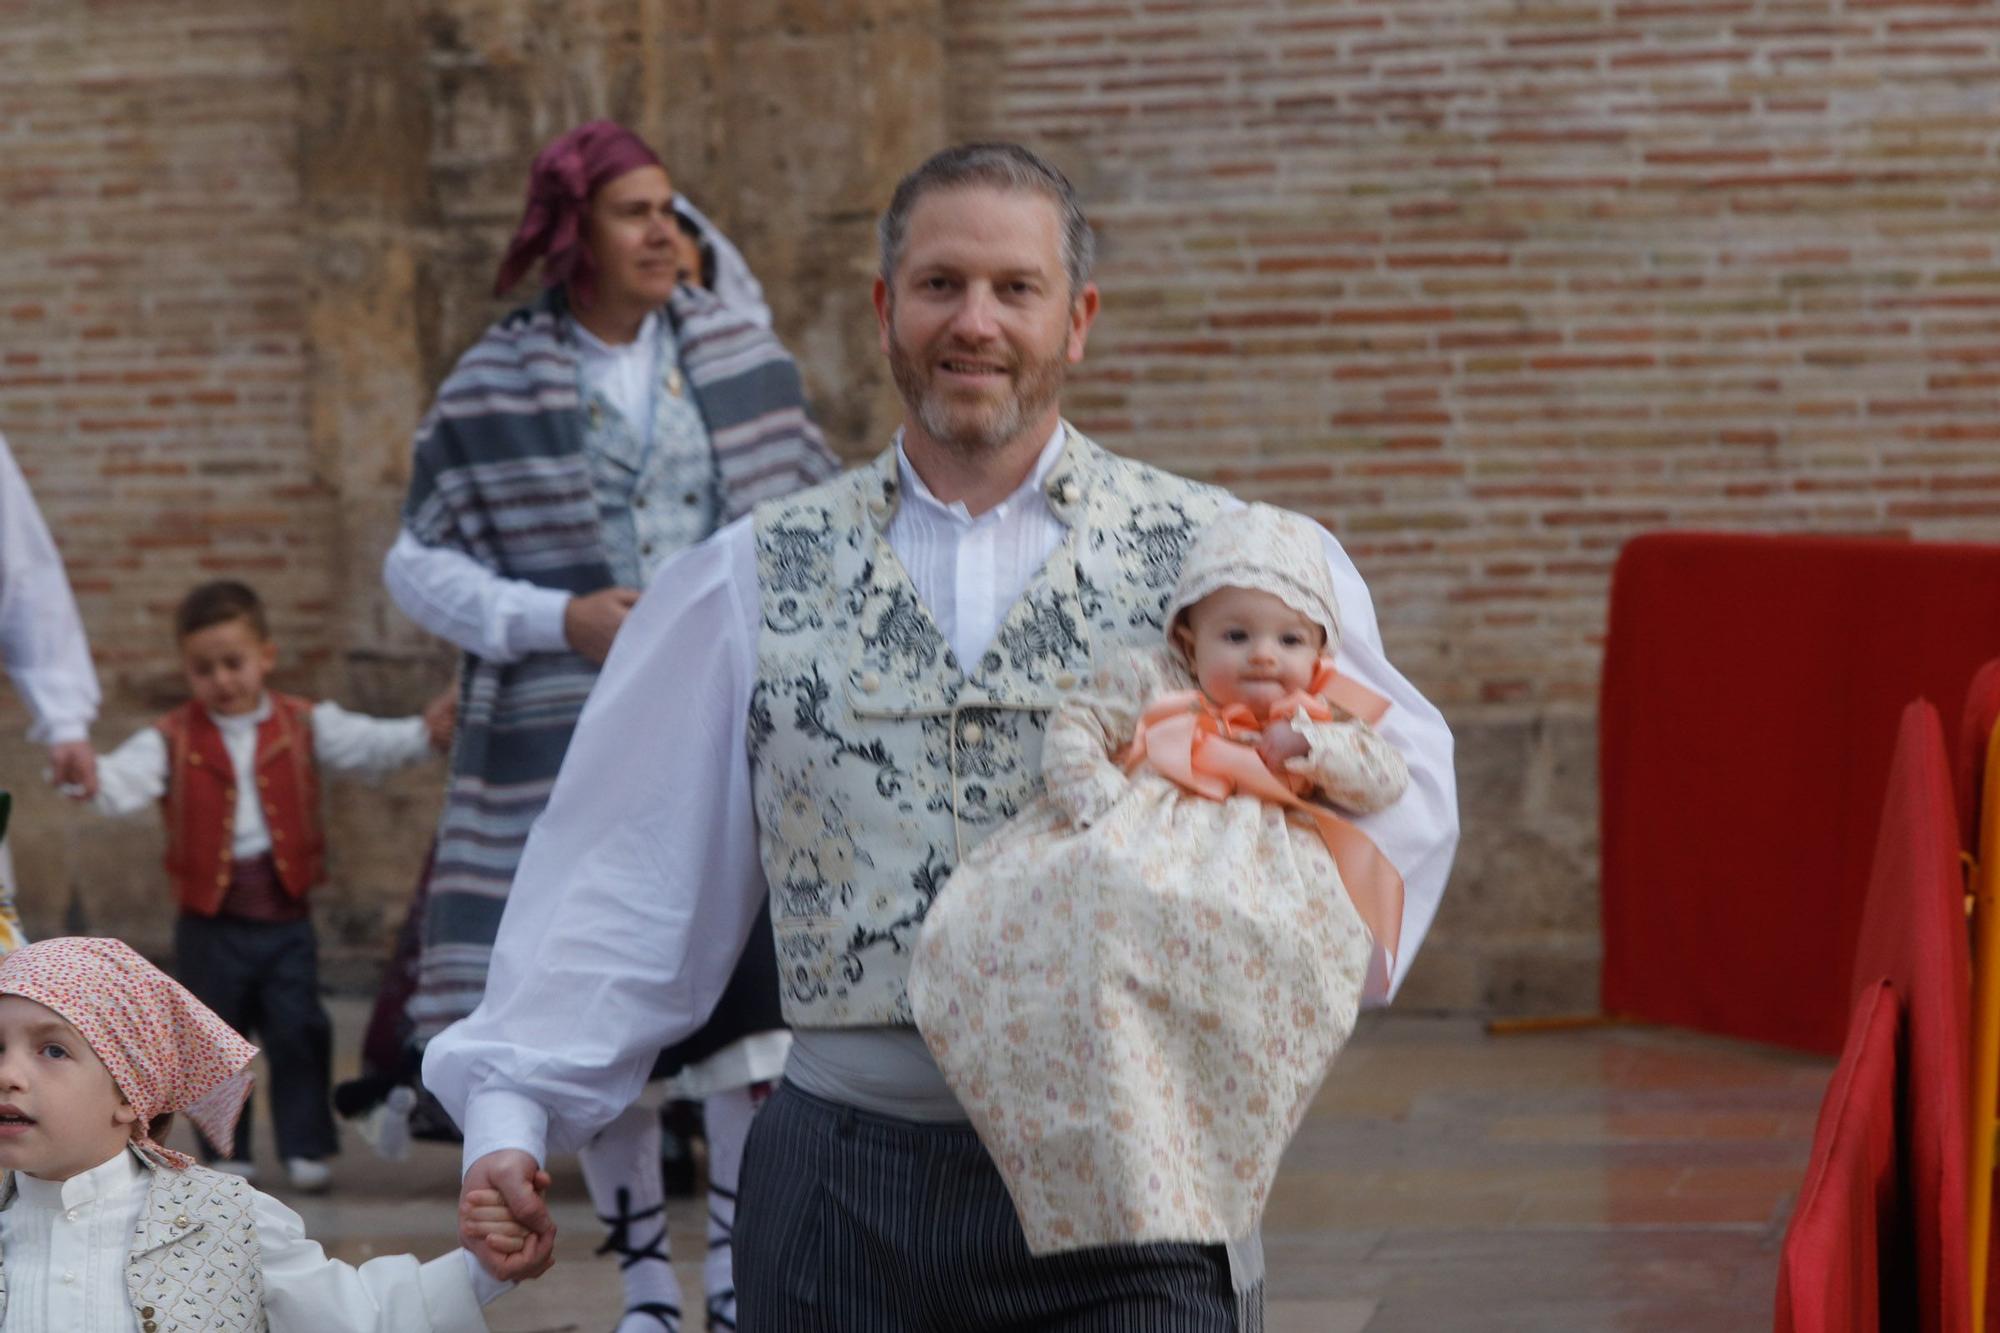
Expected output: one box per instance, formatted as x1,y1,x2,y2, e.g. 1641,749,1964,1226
156,694,326,917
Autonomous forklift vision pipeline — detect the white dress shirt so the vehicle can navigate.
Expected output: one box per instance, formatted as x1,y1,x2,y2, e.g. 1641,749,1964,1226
0,433,99,745
424,424,1459,1171
92,697,433,854
0,1148,504,1332
380,312,670,664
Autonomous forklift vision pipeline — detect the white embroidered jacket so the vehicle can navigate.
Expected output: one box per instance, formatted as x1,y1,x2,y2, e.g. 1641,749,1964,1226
748,428,1228,1027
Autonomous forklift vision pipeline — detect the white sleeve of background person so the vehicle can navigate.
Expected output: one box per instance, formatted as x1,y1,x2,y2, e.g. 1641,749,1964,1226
309,701,433,775
422,519,770,1172
1316,525,1459,1005
0,434,100,744
381,527,572,664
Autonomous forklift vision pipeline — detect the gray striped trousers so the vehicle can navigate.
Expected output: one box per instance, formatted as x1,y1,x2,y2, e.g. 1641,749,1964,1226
736,1080,1261,1332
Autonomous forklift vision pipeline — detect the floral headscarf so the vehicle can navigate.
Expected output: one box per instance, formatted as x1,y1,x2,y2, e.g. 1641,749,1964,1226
0,937,256,1169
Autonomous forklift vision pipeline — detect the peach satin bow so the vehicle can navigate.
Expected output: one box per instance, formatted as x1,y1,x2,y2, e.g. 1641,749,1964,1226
1118,659,1405,971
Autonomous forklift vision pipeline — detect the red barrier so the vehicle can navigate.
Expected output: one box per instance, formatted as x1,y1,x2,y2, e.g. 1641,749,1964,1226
1847,703,1970,1333
1777,980,1902,1333
1601,533,2000,1053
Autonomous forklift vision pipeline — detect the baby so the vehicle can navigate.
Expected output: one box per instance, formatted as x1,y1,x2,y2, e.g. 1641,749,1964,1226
0,936,531,1331
912,503,1409,1257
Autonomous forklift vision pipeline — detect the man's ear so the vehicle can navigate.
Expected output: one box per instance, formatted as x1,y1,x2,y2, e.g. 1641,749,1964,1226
873,276,893,355
1066,282,1100,364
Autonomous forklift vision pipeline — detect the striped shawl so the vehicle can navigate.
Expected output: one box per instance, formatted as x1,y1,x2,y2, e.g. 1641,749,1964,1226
403,285,838,1038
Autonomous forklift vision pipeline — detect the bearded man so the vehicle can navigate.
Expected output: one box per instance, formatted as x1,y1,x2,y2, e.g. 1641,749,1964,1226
427,142,1459,1332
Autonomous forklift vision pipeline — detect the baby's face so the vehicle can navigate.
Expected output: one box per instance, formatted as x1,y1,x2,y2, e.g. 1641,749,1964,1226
0,995,137,1182
1178,586,1324,713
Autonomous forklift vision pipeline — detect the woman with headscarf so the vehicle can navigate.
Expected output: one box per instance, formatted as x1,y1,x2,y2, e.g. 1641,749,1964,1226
384,120,839,1333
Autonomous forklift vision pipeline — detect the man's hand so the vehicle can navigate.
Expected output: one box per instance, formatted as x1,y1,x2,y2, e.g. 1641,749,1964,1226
48,740,97,799
460,1149,557,1281
563,588,642,665
422,686,458,752
1256,720,1311,774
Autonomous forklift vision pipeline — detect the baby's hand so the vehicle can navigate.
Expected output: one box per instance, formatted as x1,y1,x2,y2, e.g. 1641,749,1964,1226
1256,720,1311,773
464,1187,534,1255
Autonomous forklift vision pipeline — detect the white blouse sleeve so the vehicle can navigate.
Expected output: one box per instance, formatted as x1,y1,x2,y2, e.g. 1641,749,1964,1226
382,528,572,664
253,1190,497,1332
308,701,434,776
421,519,770,1171
0,434,100,744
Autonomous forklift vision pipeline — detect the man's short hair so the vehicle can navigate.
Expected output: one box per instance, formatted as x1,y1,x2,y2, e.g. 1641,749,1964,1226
877,142,1097,295
175,580,267,641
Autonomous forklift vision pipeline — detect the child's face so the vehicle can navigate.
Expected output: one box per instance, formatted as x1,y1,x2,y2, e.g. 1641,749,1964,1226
1176,586,1325,713
0,995,138,1181
180,616,277,717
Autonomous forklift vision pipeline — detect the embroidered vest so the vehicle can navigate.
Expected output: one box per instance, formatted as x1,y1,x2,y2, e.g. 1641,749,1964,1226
156,695,324,917
579,328,722,588
749,428,1226,1026
0,1156,267,1332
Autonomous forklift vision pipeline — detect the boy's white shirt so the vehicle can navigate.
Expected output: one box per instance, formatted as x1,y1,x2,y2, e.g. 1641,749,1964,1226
92,697,432,857
0,1147,505,1331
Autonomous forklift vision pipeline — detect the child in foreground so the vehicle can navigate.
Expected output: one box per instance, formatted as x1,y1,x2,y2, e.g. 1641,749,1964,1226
0,936,528,1330
912,503,1411,1258
80,580,451,1193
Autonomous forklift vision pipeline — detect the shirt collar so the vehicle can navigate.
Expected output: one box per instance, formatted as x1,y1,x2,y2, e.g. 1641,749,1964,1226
571,310,662,360
207,694,272,732
12,1144,142,1214
894,422,1067,528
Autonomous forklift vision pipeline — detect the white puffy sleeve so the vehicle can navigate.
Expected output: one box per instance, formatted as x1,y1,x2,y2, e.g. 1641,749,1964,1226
254,1189,505,1332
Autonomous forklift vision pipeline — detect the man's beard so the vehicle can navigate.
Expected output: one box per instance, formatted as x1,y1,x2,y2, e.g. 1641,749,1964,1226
887,322,1069,458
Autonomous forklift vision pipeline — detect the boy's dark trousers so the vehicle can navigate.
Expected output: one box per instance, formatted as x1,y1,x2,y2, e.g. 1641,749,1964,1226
173,860,337,1162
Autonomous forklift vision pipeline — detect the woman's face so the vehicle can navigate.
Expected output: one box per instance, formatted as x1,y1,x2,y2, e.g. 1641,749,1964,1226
582,165,680,312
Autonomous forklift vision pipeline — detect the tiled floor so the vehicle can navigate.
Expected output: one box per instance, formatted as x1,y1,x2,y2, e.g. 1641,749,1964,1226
245,1003,1829,1332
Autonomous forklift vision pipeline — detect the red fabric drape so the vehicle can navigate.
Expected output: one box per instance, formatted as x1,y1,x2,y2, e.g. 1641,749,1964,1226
1844,702,1971,1333
1600,532,2000,1053
1776,980,1903,1333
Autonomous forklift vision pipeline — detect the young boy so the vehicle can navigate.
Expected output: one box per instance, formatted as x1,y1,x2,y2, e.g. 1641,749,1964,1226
79,580,451,1193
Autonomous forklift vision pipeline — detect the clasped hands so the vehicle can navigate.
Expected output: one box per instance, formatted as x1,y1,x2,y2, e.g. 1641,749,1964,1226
460,1149,559,1281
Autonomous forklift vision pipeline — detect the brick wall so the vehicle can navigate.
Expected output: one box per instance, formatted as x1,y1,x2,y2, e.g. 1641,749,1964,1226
945,0,2000,1008
0,0,367,957
3,0,1995,1006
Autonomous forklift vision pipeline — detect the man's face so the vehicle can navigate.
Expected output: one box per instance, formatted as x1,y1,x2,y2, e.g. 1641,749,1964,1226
583,165,681,313
874,185,1099,459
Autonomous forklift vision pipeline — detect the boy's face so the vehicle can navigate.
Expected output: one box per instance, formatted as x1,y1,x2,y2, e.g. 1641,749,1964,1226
0,995,138,1181
180,616,276,717
1175,585,1325,714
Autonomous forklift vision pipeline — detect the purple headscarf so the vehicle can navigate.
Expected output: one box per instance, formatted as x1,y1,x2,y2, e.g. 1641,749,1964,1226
493,120,664,307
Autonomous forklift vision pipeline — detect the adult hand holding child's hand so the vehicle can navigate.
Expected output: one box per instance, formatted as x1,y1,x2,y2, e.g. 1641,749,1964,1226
461,1150,557,1281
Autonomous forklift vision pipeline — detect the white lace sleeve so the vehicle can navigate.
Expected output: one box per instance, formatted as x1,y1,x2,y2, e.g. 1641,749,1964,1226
1285,708,1410,815
1042,646,1179,827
